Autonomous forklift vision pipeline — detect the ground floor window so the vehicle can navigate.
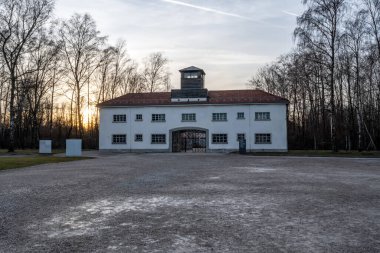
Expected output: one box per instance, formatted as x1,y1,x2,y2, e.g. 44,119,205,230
112,134,126,144
135,134,143,142
255,133,271,144
151,134,166,144
212,134,228,144
237,133,245,141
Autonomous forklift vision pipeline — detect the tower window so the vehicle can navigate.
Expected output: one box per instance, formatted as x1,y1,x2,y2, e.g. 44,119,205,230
184,72,199,79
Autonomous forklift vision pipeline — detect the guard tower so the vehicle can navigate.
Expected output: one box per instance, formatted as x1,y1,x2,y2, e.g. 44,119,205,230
180,66,205,89
171,66,208,102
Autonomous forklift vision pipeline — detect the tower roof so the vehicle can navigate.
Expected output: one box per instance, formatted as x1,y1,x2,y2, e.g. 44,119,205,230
179,66,205,74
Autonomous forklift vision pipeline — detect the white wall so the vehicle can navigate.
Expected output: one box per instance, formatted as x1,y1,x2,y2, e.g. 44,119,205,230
99,104,287,152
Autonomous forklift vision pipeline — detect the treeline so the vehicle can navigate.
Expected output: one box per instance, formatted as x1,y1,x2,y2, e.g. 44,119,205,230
0,0,171,151
248,0,380,151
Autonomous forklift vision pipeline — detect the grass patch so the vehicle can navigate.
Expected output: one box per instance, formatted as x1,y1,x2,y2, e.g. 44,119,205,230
244,150,380,158
0,156,91,171
0,149,101,155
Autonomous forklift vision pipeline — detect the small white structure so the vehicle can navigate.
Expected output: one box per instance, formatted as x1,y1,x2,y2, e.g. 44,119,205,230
39,140,52,154
66,139,82,157
98,66,289,153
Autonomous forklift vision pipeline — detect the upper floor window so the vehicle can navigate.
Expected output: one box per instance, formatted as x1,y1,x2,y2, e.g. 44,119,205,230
212,134,228,144
182,113,196,122
255,133,271,144
212,113,227,121
255,112,271,121
184,72,199,79
112,134,126,144
151,134,166,144
135,114,143,121
113,114,126,123
237,112,245,119
152,114,165,122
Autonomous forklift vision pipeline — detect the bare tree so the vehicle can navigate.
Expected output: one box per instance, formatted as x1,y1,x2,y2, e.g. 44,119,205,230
0,0,54,151
20,26,61,146
363,0,380,57
59,13,106,137
142,52,170,92
343,11,368,150
295,0,347,152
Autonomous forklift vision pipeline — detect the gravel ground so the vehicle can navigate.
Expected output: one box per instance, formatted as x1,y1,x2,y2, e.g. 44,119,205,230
0,153,379,252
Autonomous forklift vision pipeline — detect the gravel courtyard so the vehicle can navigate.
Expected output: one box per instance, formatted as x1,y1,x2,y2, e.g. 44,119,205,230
0,153,379,252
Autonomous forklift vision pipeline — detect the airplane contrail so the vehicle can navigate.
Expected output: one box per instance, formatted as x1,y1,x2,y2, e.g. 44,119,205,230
282,10,300,17
162,0,252,20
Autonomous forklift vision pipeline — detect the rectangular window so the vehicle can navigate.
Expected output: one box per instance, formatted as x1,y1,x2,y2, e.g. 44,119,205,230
135,114,143,121
237,133,245,141
237,112,245,119
255,134,271,144
255,112,271,121
212,134,228,144
112,134,126,144
212,113,227,121
152,114,165,122
182,113,196,122
151,134,166,144
184,72,199,79
113,114,126,123
135,134,143,142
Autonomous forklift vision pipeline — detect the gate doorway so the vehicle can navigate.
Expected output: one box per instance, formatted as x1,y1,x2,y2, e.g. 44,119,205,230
172,129,207,153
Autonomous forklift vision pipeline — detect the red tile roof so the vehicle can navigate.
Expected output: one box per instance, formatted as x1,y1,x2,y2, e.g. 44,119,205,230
97,89,289,107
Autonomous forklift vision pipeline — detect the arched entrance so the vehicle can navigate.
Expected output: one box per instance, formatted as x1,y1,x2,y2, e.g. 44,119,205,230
170,127,208,153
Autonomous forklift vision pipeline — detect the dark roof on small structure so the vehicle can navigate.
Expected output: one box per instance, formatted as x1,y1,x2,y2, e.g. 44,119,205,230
98,89,289,107
179,66,205,74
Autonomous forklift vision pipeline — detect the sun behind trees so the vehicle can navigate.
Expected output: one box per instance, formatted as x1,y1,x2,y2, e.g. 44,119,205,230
0,0,170,151
248,0,380,151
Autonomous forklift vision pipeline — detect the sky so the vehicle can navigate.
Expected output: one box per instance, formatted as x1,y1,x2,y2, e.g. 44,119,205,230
55,0,305,90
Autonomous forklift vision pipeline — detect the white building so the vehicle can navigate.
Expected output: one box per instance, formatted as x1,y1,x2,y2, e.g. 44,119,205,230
98,66,288,153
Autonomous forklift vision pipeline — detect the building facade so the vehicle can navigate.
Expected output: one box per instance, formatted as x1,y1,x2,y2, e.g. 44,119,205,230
98,66,289,153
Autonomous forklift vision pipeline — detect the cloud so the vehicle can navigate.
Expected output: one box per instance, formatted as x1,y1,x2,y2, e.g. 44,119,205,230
161,0,252,20
282,10,300,17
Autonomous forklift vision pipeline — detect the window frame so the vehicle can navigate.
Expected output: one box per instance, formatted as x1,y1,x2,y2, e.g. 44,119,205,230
112,134,127,144
212,113,227,122
135,114,143,121
255,133,272,144
152,114,166,122
184,72,199,79
182,113,196,122
151,134,166,144
212,134,228,144
135,134,143,142
237,112,245,120
255,112,271,121
113,114,127,123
